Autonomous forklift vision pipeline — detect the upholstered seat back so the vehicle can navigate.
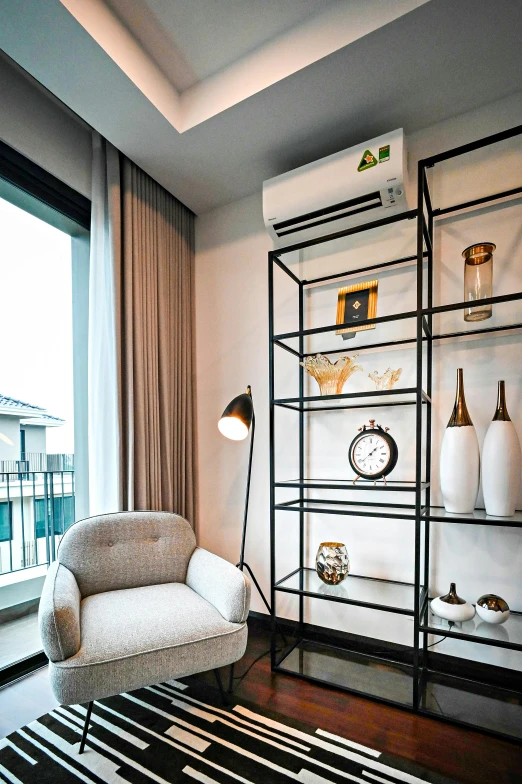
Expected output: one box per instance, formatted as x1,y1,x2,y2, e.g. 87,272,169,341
57,511,196,598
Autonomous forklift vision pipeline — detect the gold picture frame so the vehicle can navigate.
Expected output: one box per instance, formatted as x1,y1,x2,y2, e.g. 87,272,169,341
336,279,378,337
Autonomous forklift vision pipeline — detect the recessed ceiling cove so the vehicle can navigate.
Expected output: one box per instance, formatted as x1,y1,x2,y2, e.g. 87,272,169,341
1,0,521,213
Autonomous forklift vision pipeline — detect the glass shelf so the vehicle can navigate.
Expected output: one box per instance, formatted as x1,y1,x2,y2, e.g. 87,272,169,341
426,291,522,317
275,478,429,493
421,670,522,741
275,498,416,520
273,334,418,359
276,639,414,708
421,605,522,651
432,321,522,344
424,506,522,528
273,388,429,412
275,567,422,615
274,322,522,359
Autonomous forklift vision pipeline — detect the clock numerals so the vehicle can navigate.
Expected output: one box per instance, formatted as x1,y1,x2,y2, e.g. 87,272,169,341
352,434,390,476
349,421,398,483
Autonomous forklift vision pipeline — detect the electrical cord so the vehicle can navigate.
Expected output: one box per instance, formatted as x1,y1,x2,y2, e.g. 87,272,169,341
233,647,280,688
233,620,300,687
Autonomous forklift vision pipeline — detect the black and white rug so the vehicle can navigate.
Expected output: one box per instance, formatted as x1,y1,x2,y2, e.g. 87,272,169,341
0,678,460,783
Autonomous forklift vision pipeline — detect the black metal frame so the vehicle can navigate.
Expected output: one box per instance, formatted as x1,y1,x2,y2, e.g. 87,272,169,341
269,123,522,742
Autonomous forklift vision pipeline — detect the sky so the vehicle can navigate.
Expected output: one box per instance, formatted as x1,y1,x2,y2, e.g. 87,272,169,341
0,197,74,454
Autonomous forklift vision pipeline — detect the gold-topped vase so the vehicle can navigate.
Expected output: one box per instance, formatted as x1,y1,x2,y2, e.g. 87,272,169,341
439,369,480,513
300,354,362,396
481,381,521,516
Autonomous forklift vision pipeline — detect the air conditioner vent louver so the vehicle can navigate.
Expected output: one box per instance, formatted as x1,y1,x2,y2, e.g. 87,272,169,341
263,129,409,246
274,191,382,238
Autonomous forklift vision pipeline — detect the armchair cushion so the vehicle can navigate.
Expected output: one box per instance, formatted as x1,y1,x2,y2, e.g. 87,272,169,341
186,547,251,624
58,511,196,598
50,582,247,705
39,561,81,662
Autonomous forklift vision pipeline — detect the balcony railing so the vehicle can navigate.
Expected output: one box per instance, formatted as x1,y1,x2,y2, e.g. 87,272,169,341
0,455,75,576
0,452,74,474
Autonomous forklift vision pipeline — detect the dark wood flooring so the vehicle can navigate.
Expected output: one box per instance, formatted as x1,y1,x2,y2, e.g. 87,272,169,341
0,623,520,783
206,623,522,784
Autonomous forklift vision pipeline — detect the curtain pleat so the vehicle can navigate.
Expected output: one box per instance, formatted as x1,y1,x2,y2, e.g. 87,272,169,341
108,155,196,523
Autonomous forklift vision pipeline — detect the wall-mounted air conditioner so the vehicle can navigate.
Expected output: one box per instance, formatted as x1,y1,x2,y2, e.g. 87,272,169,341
263,128,409,246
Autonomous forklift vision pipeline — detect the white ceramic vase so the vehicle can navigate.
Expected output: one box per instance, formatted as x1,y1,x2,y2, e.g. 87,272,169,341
481,381,521,517
440,369,479,514
431,583,475,622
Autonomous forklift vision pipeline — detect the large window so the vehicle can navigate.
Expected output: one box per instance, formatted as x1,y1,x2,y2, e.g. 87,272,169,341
0,138,90,678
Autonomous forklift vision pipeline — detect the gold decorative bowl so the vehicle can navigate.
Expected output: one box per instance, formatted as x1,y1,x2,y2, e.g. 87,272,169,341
300,354,362,396
368,367,402,390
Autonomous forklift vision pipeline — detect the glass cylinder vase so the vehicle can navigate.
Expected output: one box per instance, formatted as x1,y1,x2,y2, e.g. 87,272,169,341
462,242,495,322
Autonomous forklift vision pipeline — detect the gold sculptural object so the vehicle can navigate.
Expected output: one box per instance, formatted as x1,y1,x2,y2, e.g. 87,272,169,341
368,367,402,390
300,353,362,396
316,542,350,585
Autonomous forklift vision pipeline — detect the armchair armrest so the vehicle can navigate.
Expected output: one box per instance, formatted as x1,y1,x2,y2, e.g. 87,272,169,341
186,548,250,624
38,561,81,662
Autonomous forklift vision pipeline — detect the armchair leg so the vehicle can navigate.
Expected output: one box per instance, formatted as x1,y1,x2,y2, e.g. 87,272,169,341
213,669,229,706
227,663,234,694
79,701,93,754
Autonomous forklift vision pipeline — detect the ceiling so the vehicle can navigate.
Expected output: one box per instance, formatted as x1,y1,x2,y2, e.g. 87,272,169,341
105,0,336,91
1,0,522,214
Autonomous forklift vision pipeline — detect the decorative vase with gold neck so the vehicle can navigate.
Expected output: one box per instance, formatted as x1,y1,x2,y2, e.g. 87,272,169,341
481,381,521,517
440,369,480,514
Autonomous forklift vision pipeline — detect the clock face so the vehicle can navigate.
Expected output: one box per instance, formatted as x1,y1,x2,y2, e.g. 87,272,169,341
350,432,391,477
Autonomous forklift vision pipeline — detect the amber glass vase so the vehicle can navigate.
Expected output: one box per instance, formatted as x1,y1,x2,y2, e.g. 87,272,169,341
462,242,495,322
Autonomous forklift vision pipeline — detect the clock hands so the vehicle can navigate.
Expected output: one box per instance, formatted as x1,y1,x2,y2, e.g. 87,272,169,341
365,444,382,460
350,419,397,484
359,440,383,464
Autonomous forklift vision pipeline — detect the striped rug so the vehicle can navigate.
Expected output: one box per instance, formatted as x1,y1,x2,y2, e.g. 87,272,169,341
0,677,460,783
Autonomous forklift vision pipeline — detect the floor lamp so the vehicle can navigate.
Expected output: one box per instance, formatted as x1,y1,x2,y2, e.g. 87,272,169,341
218,386,272,615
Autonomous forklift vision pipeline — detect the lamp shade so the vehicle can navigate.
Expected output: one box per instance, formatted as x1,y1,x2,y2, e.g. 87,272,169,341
218,389,253,441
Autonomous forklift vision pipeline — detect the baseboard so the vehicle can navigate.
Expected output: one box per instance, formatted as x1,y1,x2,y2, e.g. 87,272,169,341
247,610,522,692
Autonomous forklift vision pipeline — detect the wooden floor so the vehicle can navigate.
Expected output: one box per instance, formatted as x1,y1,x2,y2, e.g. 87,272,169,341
0,623,520,783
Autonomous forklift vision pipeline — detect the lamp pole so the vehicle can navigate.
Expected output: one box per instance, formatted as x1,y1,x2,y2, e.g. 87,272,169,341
219,386,286,642
235,389,273,614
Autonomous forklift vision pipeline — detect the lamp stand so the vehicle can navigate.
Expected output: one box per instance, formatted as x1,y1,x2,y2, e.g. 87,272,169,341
236,392,286,645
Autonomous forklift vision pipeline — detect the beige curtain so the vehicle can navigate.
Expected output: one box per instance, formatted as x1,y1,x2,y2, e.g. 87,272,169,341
116,158,196,522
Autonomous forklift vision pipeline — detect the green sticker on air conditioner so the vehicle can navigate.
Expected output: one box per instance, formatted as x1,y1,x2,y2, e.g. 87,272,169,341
379,145,390,162
357,150,378,172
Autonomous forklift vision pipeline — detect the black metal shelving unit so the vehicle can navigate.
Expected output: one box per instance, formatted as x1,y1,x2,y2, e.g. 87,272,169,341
269,124,522,741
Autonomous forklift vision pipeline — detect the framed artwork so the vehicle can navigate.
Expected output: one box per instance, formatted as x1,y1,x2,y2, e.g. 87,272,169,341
336,279,378,339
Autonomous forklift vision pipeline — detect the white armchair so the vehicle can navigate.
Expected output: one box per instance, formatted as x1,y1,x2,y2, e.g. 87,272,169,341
38,511,250,752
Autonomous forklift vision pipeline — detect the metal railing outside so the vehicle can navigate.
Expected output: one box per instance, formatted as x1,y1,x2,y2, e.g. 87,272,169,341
0,458,75,575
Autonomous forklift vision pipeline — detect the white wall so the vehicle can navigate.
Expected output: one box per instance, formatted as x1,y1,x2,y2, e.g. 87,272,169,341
0,53,91,197
23,426,46,454
195,91,522,671
0,416,20,461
